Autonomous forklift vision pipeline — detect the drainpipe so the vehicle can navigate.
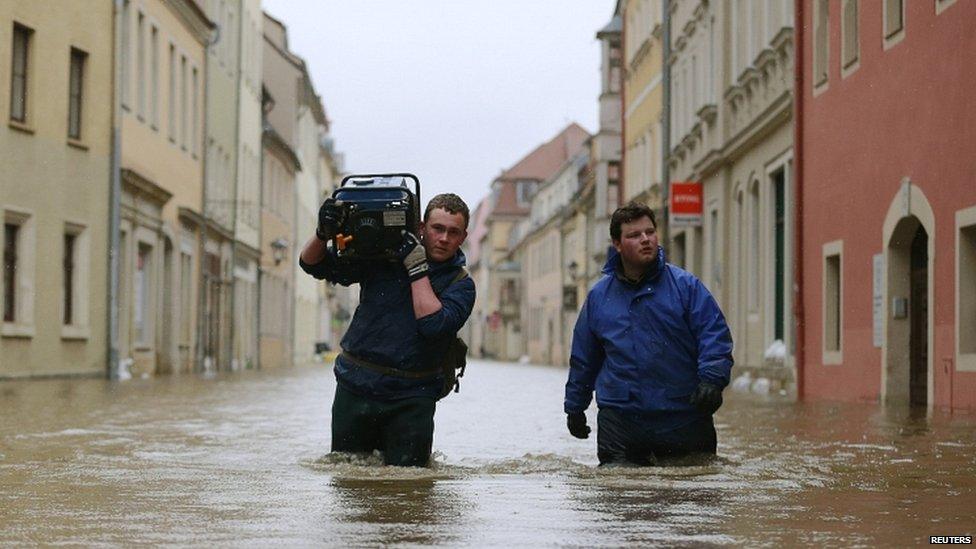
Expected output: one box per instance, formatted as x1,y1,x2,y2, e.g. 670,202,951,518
619,7,626,205
792,0,805,400
661,0,671,243
228,1,244,371
107,0,124,380
197,22,219,372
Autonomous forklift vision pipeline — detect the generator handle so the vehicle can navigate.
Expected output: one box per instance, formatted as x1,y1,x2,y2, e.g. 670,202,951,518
339,173,421,205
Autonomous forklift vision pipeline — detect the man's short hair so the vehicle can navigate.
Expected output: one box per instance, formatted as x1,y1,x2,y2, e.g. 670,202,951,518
609,202,657,241
424,193,470,229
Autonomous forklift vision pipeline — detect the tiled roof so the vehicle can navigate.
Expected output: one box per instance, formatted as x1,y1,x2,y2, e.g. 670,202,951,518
498,123,590,182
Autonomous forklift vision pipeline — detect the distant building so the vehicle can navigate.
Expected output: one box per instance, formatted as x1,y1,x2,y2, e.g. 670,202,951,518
797,0,976,410
117,0,213,376
231,0,263,372
1,1,114,377
475,123,590,362
260,12,301,369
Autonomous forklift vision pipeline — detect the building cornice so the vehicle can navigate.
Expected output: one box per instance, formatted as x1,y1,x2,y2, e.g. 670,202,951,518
121,169,173,205
164,0,215,46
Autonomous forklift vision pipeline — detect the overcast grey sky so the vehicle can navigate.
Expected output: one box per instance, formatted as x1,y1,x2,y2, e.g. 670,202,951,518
262,0,615,211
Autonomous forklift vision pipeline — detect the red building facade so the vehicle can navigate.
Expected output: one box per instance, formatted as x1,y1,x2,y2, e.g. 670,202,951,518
797,0,976,410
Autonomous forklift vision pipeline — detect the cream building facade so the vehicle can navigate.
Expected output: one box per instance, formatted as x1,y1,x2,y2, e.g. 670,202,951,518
117,0,213,376
517,151,589,366
259,12,300,369
667,0,795,390
231,0,262,371
292,71,327,366
1,1,114,377
200,0,241,372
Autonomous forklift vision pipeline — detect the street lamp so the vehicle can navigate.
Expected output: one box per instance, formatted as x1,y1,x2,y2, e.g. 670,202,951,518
270,238,288,266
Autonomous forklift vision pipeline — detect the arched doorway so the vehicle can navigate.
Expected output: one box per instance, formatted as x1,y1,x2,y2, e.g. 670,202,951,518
908,226,928,407
884,215,932,407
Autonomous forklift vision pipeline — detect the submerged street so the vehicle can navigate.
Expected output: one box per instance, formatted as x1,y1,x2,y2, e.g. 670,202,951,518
1,359,973,546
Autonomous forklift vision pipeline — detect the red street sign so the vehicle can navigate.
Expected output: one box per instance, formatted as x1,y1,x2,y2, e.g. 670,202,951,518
670,181,702,226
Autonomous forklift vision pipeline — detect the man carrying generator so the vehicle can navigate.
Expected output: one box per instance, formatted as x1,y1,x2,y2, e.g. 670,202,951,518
300,191,474,467
564,202,733,465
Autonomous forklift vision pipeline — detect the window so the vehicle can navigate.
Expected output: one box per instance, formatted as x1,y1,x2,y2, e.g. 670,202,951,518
150,26,159,128
168,44,176,141
3,224,18,322
180,55,187,150
823,241,843,363
191,67,199,156
10,23,32,123
516,181,535,207
121,0,130,107
135,244,152,345
63,233,76,325
136,12,145,119
814,0,829,88
958,207,976,371
749,181,761,310
772,168,787,341
841,0,859,71
180,251,192,346
884,0,904,39
709,208,720,288
68,48,87,140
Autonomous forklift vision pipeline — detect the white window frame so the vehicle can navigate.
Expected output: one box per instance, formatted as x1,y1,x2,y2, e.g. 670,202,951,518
883,0,906,50
841,0,860,78
2,208,35,338
955,205,976,372
822,239,843,365
62,222,91,340
813,0,830,94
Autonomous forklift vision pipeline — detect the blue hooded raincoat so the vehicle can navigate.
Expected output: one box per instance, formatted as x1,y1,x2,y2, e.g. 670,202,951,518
300,248,475,401
564,246,733,431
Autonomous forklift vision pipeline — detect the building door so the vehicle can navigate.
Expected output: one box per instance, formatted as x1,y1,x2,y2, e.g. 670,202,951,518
909,226,928,407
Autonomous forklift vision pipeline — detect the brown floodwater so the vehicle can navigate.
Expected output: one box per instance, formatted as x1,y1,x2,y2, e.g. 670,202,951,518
1,359,973,546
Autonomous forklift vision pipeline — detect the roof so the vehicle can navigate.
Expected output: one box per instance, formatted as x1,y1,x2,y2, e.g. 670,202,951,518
498,123,590,182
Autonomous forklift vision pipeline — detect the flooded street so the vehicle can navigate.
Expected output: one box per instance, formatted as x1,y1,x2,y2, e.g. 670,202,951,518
1,359,973,546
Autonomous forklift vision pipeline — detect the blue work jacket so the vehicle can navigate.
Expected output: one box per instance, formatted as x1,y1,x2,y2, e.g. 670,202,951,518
300,248,475,401
564,247,733,430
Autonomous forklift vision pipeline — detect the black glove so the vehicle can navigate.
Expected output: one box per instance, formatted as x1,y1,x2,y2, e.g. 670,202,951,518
566,411,590,439
316,198,345,241
397,231,429,281
689,382,723,415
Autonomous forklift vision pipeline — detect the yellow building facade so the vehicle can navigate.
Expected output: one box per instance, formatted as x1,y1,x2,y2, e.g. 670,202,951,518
117,0,212,376
1,1,114,377
622,0,665,208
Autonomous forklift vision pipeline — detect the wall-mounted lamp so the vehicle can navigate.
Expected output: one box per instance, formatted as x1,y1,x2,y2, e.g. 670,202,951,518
271,238,288,266
567,260,580,282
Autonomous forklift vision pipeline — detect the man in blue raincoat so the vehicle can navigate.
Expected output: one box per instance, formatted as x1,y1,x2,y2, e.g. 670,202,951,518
564,202,733,465
299,193,475,467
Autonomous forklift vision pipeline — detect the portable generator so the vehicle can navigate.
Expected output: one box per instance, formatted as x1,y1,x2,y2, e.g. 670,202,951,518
330,173,421,261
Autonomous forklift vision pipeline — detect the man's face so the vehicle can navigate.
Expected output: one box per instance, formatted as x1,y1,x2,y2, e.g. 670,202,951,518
613,215,659,270
420,208,467,263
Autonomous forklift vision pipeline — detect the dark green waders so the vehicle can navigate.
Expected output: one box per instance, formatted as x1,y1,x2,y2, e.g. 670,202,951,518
331,384,436,467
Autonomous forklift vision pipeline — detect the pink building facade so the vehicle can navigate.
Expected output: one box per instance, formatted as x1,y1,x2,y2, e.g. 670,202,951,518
797,0,976,410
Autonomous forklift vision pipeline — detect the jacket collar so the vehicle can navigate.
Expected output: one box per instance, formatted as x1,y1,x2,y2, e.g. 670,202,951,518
602,246,666,284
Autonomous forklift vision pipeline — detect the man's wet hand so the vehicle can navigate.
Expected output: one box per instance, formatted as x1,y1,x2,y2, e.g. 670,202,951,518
566,411,590,439
689,382,723,415
397,231,429,281
317,198,345,241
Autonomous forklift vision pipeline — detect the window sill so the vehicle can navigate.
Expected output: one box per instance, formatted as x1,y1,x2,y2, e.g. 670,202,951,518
822,350,843,365
8,119,35,135
957,353,976,373
61,325,91,341
2,323,35,339
67,138,89,151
